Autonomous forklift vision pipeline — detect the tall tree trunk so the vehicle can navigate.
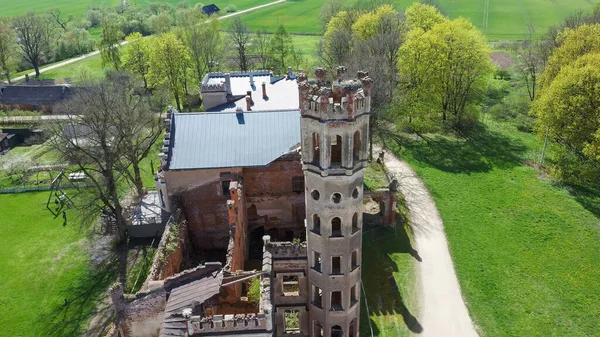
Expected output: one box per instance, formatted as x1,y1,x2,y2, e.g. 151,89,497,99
132,161,144,198
34,63,40,77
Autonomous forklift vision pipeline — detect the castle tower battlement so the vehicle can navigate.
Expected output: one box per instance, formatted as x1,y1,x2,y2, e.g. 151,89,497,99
299,67,370,337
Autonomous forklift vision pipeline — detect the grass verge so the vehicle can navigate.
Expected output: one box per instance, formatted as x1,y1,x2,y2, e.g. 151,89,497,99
385,120,600,336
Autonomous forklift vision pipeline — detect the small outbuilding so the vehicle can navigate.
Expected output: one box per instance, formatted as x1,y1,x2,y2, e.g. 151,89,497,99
0,85,72,113
202,4,220,16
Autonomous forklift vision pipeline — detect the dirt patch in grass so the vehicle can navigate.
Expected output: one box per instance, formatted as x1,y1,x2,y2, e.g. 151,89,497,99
490,52,515,69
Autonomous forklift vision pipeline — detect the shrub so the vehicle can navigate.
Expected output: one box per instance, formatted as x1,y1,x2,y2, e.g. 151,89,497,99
248,277,261,303
225,4,237,13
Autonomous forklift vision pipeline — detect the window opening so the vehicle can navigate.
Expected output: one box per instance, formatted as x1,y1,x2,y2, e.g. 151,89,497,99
353,130,361,163
221,180,231,197
331,192,342,203
284,310,300,332
314,321,324,337
283,275,299,296
352,187,359,199
331,135,342,167
331,217,342,237
311,190,320,201
352,213,359,233
313,214,321,234
350,285,357,305
312,133,320,164
313,285,322,308
332,256,342,275
331,292,343,311
292,176,304,192
313,251,322,272
352,250,358,270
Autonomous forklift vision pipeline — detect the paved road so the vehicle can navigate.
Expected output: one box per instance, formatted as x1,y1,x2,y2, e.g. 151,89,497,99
375,145,479,337
7,0,287,83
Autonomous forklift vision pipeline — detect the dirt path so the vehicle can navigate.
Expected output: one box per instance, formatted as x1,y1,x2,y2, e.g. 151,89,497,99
374,145,479,337
7,0,287,83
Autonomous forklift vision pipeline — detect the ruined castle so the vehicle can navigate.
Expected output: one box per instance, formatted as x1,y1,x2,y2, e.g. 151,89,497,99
110,67,388,337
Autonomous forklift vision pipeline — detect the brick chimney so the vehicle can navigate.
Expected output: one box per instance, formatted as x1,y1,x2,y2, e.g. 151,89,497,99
287,66,292,78
224,73,232,95
262,82,267,99
245,95,251,111
246,90,252,104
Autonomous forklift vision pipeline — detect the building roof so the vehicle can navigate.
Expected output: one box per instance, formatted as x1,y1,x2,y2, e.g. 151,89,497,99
164,269,222,316
168,110,301,170
202,4,220,15
0,85,72,106
205,73,300,112
0,133,8,142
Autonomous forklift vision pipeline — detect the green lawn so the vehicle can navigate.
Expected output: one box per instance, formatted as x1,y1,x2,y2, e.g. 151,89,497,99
360,225,417,337
0,0,270,17
0,192,114,337
386,120,600,336
233,0,598,39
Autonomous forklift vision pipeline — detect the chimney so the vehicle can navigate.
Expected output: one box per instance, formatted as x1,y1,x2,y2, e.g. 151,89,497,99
262,82,267,99
236,107,243,114
249,73,254,85
246,96,251,111
246,90,253,104
287,66,292,78
224,73,232,95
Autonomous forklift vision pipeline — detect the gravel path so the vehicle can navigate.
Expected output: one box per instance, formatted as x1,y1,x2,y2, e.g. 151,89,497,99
375,145,479,337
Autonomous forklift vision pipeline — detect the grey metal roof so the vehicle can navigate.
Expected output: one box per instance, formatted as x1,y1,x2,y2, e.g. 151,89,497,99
168,110,300,170
0,85,72,105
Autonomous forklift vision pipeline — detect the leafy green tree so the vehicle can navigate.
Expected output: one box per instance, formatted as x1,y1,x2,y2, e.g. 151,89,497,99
405,2,446,32
320,11,354,70
269,24,292,73
540,24,600,89
13,12,53,77
398,17,492,129
150,11,172,34
100,15,124,70
177,10,220,84
0,18,20,83
148,33,189,111
122,32,150,88
352,4,396,40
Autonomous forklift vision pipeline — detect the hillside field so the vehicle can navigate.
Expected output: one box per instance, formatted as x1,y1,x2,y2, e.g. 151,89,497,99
234,0,598,39
0,0,270,17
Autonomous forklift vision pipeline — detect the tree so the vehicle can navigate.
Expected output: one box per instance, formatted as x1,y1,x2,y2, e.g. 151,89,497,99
148,33,189,111
320,11,354,71
228,17,252,71
405,2,446,32
270,24,292,73
0,18,20,83
319,0,345,30
254,30,270,69
533,52,600,181
122,32,150,88
150,11,172,34
398,17,492,129
512,38,544,101
99,15,124,70
13,12,53,77
47,8,72,32
177,10,220,84
540,24,600,89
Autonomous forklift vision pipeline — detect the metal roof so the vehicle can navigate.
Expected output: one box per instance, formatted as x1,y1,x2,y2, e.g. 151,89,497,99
0,85,72,105
168,110,301,170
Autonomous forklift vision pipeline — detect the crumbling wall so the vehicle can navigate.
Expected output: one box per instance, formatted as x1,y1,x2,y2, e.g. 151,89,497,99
110,284,167,337
146,209,189,283
364,189,397,226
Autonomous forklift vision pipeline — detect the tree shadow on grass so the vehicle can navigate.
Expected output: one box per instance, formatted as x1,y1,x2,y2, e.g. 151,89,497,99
37,251,118,337
361,222,423,335
385,124,528,174
566,181,600,222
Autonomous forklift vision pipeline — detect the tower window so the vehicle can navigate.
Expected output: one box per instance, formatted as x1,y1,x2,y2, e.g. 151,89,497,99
314,321,324,337
283,275,299,296
312,214,321,234
292,176,304,192
331,135,342,167
312,132,320,164
313,285,323,308
352,213,360,233
332,325,343,337
284,310,300,332
311,190,320,201
331,217,342,237
221,180,231,197
331,256,342,275
331,292,343,311
313,251,322,272
353,130,362,163
352,250,359,270
350,284,358,305
331,192,342,204
352,187,359,199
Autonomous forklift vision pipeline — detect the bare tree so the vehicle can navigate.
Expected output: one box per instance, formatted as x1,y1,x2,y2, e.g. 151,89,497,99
512,38,544,101
47,8,72,32
228,17,252,71
13,12,53,77
177,10,221,84
254,30,270,69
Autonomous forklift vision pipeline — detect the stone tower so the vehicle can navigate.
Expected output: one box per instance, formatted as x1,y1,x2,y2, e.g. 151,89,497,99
298,67,372,337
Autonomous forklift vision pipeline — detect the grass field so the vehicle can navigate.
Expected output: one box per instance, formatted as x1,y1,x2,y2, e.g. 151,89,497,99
360,224,417,337
0,192,113,337
386,120,600,336
0,0,270,17
235,0,598,39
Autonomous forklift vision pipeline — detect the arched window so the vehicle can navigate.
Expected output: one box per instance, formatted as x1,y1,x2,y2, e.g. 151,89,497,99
353,130,361,163
349,319,357,337
331,325,343,337
331,217,342,237
312,133,320,165
352,213,359,233
313,214,321,234
331,135,342,167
